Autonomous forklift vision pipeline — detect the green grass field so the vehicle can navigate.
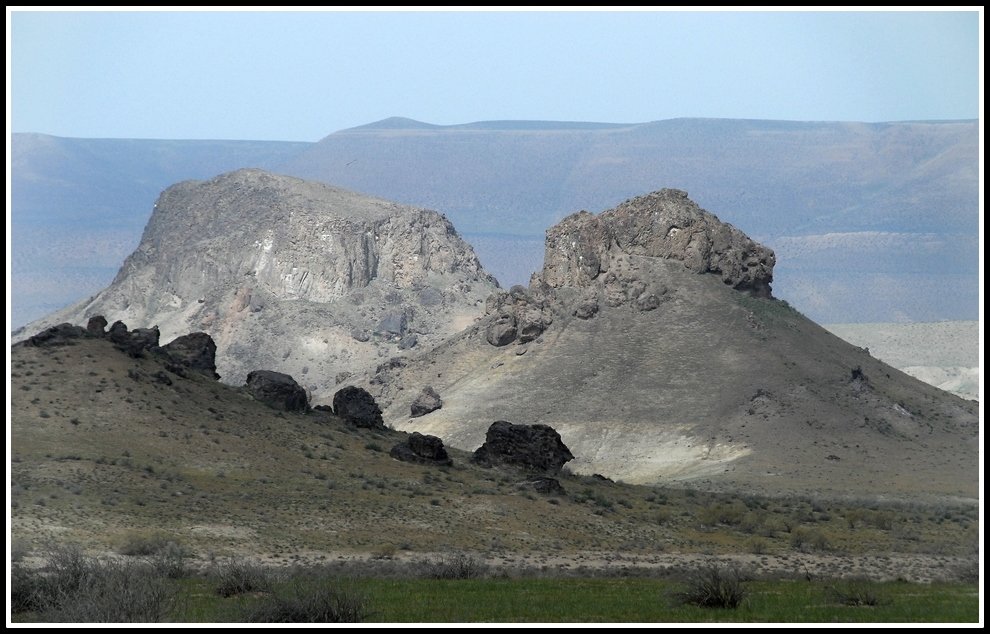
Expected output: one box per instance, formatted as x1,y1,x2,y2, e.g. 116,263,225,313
12,543,978,624
171,577,978,623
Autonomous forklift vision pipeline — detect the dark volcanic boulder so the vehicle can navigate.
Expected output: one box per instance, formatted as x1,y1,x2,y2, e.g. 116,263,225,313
573,301,599,319
389,432,452,466
485,312,518,347
106,321,160,357
86,315,108,336
332,386,385,428
398,334,418,350
472,421,574,473
107,320,129,343
375,310,408,337
27,323,87,347
245,370,309,411
516,308,547,343
410,386,443,418
163,332,220,379
131,327,160,348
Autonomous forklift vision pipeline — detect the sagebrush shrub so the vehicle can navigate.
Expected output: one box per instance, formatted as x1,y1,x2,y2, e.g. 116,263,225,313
827,579,888,606
211,558,277,597
678,564,747,609
421,553,489,580
13,543,173,622
241,575,367,623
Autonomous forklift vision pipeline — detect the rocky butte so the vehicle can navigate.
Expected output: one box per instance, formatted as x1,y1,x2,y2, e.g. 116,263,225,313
354,189,977,499
18,169,499,399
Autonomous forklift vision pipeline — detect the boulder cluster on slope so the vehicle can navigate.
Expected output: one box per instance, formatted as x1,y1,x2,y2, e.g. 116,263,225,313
21,317,588,496
24,317,220,379
483,285,554,347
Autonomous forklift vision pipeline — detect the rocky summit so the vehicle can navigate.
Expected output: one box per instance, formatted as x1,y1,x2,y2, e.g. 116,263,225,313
539,189,775,298
356,190,978,499
19,169,499,399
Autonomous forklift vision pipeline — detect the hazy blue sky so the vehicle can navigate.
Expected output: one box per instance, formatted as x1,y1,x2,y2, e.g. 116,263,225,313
8,9,981,141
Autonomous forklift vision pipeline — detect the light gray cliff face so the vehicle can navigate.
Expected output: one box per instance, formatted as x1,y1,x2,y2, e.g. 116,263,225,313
27,169,499,397
116,169,492,306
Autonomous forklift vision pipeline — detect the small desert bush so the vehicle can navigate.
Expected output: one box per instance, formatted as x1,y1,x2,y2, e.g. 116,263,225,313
40,559,173,622
149,541,191,579
677,564,747,609
698,501,747,527
10,560,43,613
654,508,672,525
118,531,190,578
117,531,176,556
868,510,896,531
12,543,173,622
241,575,367,623
39,541,90,598
845,508,867,529
827,579,889,606
790,527,831,552
739,511,769,534
421,553,489,580
9,540,37,611
211,558,277,597
372,543,398,560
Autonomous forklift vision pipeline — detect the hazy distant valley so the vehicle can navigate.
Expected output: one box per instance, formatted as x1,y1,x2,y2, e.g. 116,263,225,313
823,321,979,401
